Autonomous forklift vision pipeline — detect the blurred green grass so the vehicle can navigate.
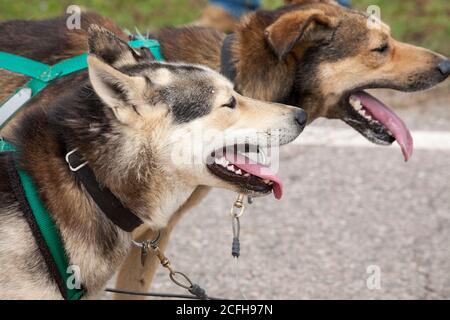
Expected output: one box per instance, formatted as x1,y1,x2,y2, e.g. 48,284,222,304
0,0,448,54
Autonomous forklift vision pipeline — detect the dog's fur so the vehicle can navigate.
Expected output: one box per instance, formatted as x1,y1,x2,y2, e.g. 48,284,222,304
0,26,303,299
0,0,448,299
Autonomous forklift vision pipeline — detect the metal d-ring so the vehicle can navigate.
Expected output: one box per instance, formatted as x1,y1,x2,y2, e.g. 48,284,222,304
65,148,88,172
149,230,161,249
132,230,161,249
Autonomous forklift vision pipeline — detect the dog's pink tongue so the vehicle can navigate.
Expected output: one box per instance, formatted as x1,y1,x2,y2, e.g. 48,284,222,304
351,91,414,161
224,153,283,200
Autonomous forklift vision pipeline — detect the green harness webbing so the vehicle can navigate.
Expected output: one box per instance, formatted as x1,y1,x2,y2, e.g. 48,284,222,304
0,39,163,130
0,39,163,300
0,140,83,300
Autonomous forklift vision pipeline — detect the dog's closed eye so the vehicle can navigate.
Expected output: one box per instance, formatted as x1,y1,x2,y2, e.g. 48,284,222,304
222,96,236,109
372,43,389,54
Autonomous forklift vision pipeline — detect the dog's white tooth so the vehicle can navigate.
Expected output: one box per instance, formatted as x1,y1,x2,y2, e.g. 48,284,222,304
263,179,270,184
236,169,242,175
350,98,363,111
227,165,235,171
218,158,227,167
244,173,250,177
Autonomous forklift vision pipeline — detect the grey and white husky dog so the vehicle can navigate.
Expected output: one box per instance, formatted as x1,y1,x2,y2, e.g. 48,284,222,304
0,26,306,299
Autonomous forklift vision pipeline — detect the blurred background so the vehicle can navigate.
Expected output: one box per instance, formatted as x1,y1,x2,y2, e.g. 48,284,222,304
0,0,448,55
1,0,449,299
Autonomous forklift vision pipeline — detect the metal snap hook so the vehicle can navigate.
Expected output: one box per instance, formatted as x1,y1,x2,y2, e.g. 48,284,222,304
230,193,246,218
169,271,194,290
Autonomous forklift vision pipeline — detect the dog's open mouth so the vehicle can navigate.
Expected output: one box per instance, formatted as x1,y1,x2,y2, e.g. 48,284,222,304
206,145,283,199
343,90,413,161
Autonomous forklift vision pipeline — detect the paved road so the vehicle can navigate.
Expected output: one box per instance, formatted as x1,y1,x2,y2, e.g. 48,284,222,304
111,84,450,299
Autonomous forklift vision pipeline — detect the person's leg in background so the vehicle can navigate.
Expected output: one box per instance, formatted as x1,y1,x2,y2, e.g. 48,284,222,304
337,0,351,7
211,0,261,17
197,0,351,33
196,0,260,33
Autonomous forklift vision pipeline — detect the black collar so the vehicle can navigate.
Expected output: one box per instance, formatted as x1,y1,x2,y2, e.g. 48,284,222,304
64,147,143,233
220,34,237,83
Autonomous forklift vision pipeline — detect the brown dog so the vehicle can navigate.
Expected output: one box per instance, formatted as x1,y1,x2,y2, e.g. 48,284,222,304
0,0,449,298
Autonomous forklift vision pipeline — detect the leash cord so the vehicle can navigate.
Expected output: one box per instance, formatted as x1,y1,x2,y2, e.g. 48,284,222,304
133,231,212,300
230,194,249,299
104,288,224,300
111,194,251,301
233,258,248,300
231,217,240,258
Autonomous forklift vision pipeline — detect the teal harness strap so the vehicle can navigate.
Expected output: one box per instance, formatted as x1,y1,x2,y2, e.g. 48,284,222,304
0,52,50,80
0,39,163,129
18,157,84,300
0,140,84,300
0,139,15,152
0,39,162,85
128,39,163,61
23,54,90,105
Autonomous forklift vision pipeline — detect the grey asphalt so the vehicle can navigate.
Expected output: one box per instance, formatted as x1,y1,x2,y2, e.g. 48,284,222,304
111,84,450,299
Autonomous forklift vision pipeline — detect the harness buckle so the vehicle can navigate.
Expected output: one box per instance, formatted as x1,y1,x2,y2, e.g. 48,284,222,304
65,148,88,172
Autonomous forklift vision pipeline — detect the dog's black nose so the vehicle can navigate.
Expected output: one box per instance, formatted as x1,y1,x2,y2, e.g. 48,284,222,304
437,60,450,77
295,109,308,128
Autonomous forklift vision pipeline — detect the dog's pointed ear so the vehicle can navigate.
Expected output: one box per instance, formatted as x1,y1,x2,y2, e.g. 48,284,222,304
88,24,150,68
264,9,338,60
87,54,147,122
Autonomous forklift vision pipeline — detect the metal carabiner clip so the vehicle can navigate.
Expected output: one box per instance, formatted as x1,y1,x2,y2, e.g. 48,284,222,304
230,193,246,218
